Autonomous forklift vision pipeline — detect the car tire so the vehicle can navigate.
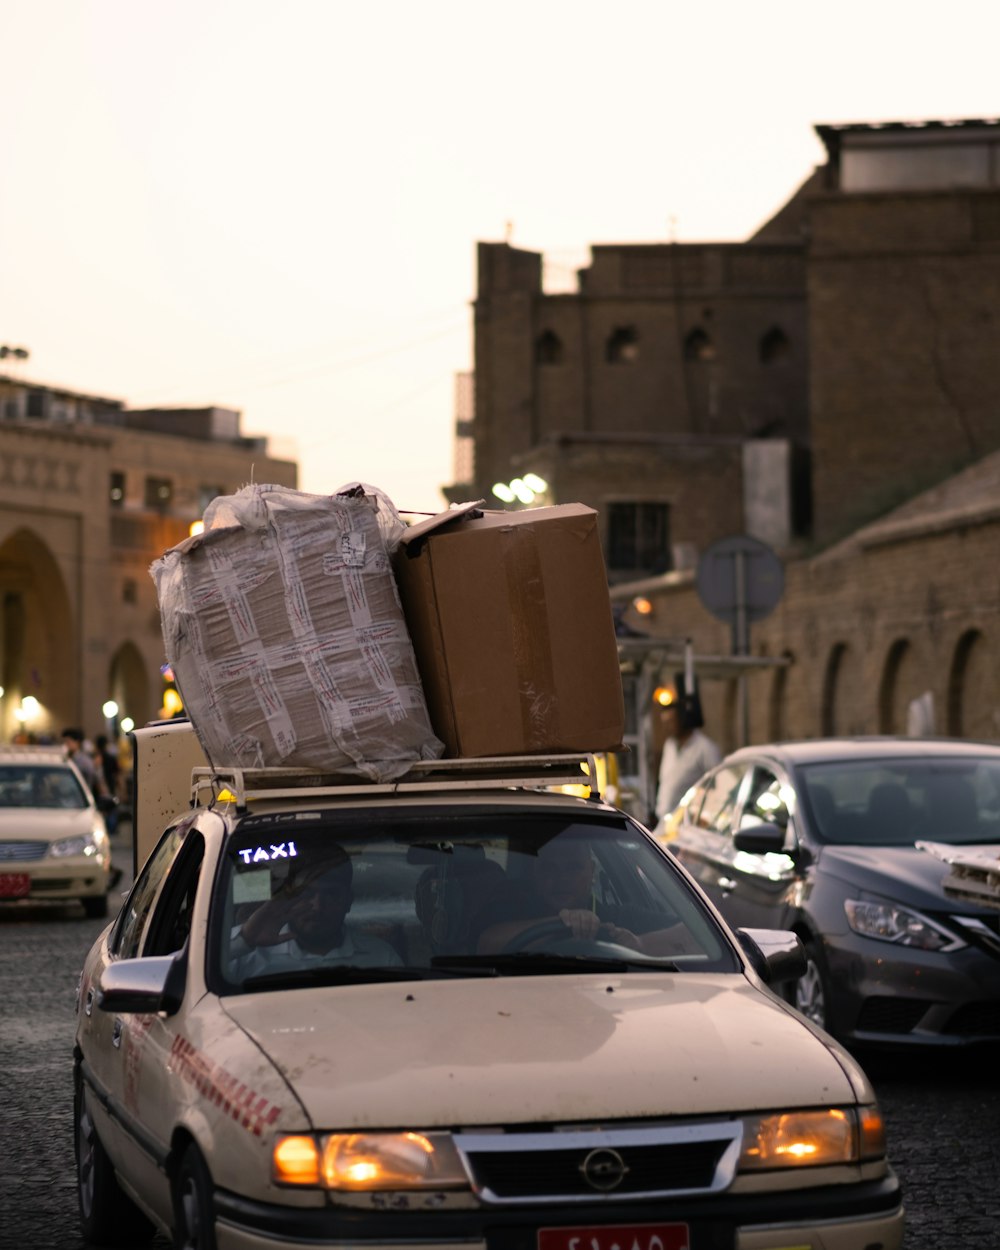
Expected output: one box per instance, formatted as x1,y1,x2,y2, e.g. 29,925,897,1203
789,938,832,1033
75,1078,156,1246
83,894,110,920
173,1143,217,1250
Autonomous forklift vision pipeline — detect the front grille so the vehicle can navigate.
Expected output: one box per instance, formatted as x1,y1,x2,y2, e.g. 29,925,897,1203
456,1124,741,1204
856,997,934,1034
0,842,47,862
944,1001,1000,1037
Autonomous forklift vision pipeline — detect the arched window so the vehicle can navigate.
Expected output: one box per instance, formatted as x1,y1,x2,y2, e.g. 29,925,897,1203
821,642,847,736
606,326,639,363
768,650,794,741
535,330,564,365
683,327,714,362
759,326,791,364
878,638,912,734
948,629,992,738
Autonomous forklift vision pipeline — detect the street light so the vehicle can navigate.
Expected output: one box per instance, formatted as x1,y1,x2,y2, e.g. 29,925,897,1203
491,473,548,506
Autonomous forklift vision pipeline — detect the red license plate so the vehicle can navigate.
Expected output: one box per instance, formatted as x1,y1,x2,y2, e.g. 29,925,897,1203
0,873,31,898
538,1223,689,1250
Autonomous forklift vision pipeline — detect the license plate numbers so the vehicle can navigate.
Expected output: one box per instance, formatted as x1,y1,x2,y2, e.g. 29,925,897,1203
538,1223,689,1250
0,873,30,898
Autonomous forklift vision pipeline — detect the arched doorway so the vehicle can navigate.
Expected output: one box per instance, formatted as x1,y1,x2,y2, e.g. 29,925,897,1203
948,629,995,739
0,528,74,742
108,641,153,733
879,639,913,734
768,650,794,741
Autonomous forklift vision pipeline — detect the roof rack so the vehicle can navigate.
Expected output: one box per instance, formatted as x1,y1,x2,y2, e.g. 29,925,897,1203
191,752,601,810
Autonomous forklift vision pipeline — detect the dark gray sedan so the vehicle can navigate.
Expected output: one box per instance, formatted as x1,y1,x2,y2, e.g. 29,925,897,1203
663,737,1000,1050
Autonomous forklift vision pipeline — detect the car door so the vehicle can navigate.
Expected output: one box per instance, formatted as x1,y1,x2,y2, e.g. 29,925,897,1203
671,761,751,915
726,762,799,930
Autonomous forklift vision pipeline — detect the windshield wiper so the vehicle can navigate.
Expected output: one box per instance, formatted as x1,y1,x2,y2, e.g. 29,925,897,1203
431,953,677,974
239,963,500,991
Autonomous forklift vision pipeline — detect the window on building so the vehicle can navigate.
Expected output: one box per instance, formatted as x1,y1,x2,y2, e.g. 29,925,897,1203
606,326,640,363
535,330,564,365
607,502,671,573
684,327,714,362
26,391,45,418
109,471,126,508
122,578,137,605
145,476,173,510
760,326,791,364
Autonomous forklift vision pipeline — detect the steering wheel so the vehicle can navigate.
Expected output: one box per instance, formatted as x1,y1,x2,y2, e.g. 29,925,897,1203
501,919,572,953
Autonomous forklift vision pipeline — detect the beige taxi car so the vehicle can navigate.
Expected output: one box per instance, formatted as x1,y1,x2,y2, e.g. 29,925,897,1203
0,745,114,917
73,721,904,1250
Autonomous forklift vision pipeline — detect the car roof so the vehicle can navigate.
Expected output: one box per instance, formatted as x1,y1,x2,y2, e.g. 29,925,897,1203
725,736,1000,768
0,747,71,766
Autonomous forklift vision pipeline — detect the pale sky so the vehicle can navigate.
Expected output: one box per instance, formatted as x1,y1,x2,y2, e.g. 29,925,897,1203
3,1,998,512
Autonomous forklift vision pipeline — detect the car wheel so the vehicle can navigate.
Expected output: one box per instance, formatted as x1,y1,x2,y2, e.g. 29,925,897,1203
792,939,831,1032
173,1143,217,1250
75,1078,156,1246
83,894,109,920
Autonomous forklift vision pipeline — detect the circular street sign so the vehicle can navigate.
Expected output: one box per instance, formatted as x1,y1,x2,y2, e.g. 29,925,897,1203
696,534,784,626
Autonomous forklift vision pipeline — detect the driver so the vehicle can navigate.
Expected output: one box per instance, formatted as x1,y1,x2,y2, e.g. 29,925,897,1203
474,839,647,955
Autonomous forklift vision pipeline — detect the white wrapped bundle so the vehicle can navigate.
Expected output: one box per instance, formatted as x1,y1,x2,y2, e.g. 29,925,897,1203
150,483,443,781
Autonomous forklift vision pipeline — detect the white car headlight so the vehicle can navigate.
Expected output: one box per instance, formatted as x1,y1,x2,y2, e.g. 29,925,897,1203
50,832,99,858
844,898,965,951
273,1132,468,1190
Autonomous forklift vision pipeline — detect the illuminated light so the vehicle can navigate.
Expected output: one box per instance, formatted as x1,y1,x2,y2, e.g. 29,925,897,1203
522,472,548,493
102,700,119,719
320,1132,465,1191
0,686,4,698
492,482,516,503
273,1135,320,1185
653,686,676,707
120,717,134,734
189,519,205,537
162,689,183,717
739,1109,857,1170
510,478,536,504
859,1106,887,1160
632,597,653,616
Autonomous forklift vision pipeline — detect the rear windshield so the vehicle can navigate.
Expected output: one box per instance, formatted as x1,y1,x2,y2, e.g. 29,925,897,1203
211,810,737,992
0,765,88,810
799,756,1000,846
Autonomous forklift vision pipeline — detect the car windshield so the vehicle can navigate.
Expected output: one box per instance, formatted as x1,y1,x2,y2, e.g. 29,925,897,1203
211,809,737,992
799,756,1000,846
0,765,88,810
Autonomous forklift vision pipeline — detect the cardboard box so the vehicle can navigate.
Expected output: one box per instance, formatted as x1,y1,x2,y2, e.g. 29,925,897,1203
151,484,443,781
393,503,625,758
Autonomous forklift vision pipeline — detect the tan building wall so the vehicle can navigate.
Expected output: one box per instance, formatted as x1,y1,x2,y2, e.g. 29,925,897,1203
0,390,296,745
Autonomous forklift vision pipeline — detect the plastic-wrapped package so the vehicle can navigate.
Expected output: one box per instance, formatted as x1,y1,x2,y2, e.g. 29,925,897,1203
150,483,443,781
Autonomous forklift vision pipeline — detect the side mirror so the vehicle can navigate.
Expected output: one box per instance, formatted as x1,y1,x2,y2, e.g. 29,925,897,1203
732,821,787,856
735,928,807,985
96,951,186,1016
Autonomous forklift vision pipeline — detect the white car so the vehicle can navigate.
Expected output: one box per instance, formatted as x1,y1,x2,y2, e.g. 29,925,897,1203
0,746,114,918
73,722,904,1250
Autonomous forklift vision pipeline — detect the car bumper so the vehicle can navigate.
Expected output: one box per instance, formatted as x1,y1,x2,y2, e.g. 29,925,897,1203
825,928,1000,1046
0,855,110,902
212,1175,904,1250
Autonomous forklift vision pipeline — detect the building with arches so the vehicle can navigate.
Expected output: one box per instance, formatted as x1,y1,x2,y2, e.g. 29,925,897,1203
453,118,1000,754
0,376,296,745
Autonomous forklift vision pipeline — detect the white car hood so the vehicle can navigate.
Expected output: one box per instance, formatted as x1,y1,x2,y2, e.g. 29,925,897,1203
0,808,94,841
223,973,856,1128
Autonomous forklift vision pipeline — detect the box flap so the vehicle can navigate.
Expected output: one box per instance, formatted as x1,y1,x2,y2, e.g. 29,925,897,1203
400,499,486,546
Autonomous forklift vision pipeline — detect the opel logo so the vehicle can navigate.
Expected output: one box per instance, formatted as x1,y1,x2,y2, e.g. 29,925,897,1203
580,1147,629,1191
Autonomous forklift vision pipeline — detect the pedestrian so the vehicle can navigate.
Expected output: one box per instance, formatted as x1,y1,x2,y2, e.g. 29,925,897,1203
94,734,121,832
61,727,100,795
653,683,720,823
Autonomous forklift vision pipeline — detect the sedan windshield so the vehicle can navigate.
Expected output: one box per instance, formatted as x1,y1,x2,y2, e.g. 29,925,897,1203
0,766,88,810
212,809,736,992
799,756,1000,846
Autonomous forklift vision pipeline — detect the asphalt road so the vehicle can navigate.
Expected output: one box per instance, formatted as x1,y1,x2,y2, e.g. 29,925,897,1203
1,829,997,1250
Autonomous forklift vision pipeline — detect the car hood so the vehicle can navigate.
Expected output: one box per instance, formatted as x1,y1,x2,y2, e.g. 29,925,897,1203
0,808,95,840
222,973,860,1129
817,843,997,911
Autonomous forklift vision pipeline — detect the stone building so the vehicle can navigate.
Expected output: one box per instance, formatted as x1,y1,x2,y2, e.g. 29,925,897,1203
450,118,1000,794
0,375,296,744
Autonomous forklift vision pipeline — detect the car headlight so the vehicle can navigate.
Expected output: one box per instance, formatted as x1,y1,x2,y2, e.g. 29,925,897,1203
739,1105,885,1170
50,832,98,858
273,1132,468,1190
844,898,965,951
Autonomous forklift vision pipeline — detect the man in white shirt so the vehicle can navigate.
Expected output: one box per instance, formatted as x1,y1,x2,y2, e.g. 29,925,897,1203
230,848,401,979
654,687,721,822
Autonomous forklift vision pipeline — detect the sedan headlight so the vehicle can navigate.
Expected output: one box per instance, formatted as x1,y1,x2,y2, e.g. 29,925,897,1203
844,899,965,951
273,1132,468,1190
739,1105,886,1170
50,832,99,858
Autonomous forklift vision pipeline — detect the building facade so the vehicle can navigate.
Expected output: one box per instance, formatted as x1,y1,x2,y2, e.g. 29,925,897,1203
452,118,1000,773
0,376,296,744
